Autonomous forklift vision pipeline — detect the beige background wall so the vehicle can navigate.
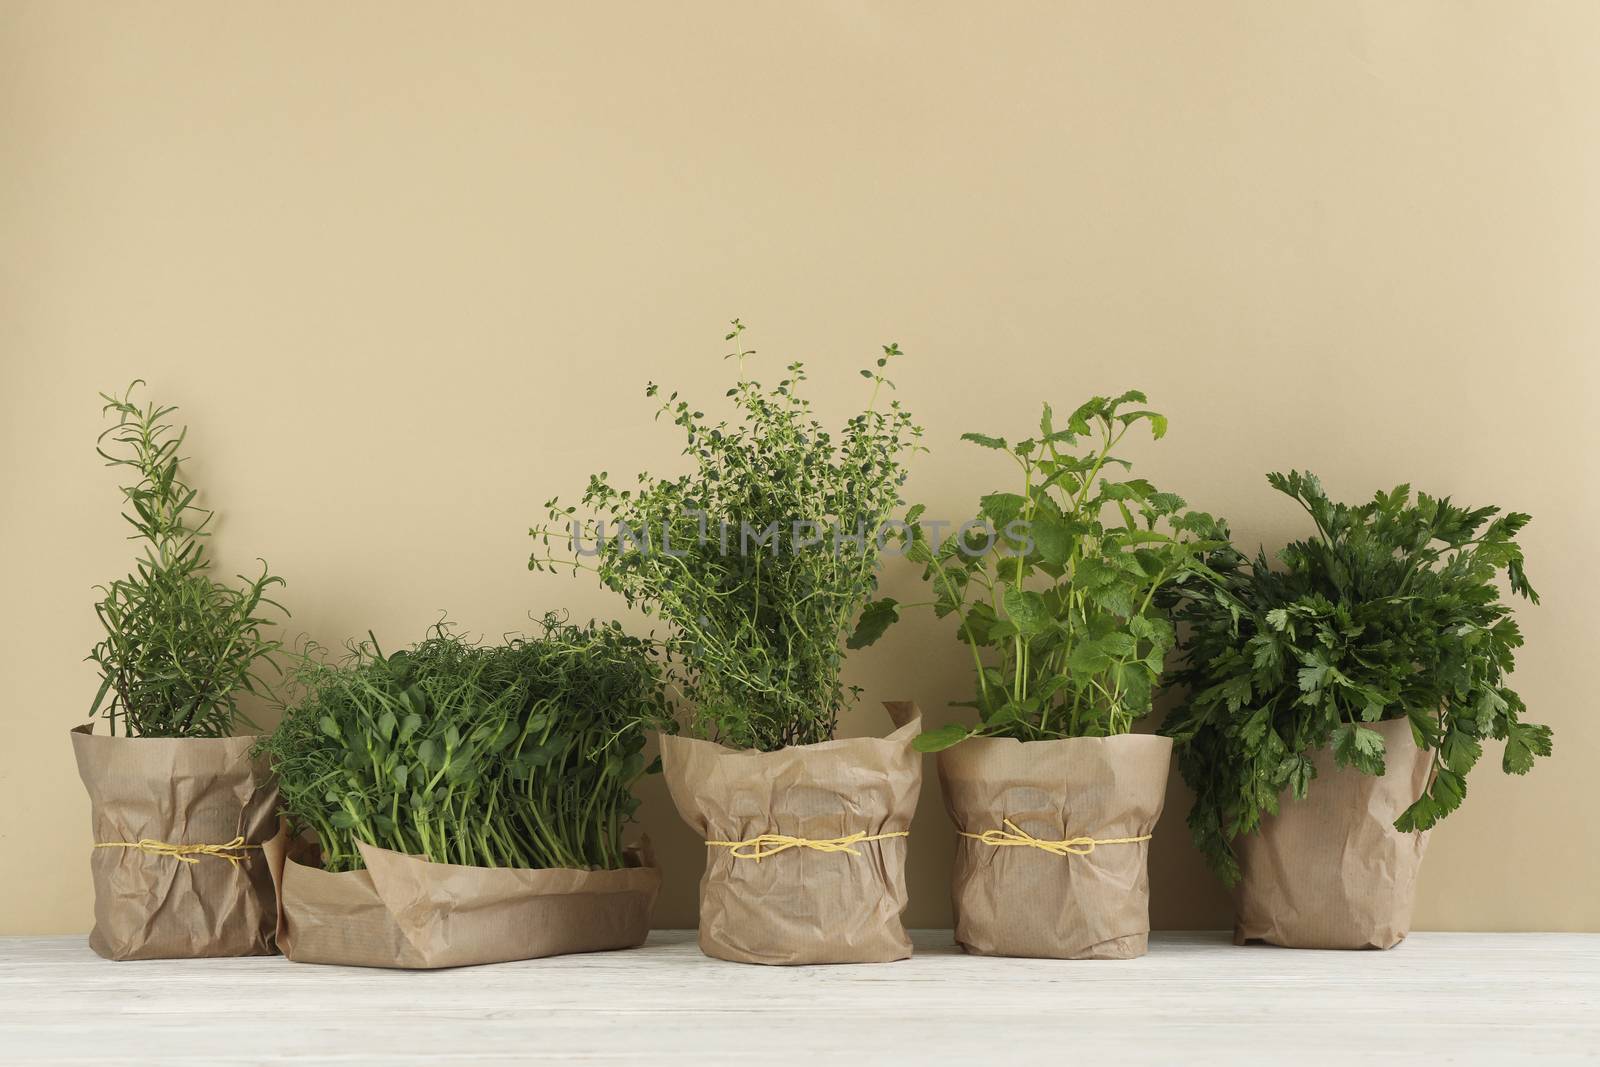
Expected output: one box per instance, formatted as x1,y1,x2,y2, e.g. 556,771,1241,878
4,1,1596,934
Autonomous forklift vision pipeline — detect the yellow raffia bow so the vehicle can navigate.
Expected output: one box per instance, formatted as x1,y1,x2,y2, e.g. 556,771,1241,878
960,819,1151,857
94,836,260,868
705,830,910,862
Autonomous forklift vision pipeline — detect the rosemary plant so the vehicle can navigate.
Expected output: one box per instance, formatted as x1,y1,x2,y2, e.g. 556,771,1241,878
260,617,666,872
531,322,923,751
88,382,286,737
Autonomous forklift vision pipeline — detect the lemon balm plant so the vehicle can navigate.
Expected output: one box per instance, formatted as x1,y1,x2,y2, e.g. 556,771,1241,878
855,392,1216,959
855,392,1219,751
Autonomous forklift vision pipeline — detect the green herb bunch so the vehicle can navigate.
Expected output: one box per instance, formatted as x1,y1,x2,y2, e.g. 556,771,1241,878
531,322,923,751
855,393,1217,751
88,382,286,737
260,616,666,872
1161,471,1550,884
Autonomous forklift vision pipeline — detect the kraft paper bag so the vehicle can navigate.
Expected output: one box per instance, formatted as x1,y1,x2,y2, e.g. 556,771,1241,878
939,733,1171,959
70,724,280,960
661,701,922,965
263,835,660,969
1234,717,1432,950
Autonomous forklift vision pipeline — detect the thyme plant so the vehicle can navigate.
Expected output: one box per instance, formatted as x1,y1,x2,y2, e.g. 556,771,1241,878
531,322,923,751
260,617,666,872
1162,471,1550,884
854,393,1217,750
88,383,286,737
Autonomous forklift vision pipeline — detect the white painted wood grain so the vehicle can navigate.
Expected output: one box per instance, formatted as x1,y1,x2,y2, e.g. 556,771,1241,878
1,931,1596,1065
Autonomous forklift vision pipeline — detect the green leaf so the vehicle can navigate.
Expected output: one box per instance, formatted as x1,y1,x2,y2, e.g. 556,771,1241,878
980,492,1026,529
1296,651,1332,693
913,723,971,752
1395,793,1440,833
1067,637,1112,675
1031,514,1073,565
1116,409,1168,440
1432,767,1467,815
1285,755,1315,798
1239,707,1271,747
1440,728,1482,776
1100,631,1139,658
847,598,900,649
1407,706,1442,749
1332,723,1386,776
1002,586,1051,637
1502,721,1552,775
961,432,1008,451
985,702,1024,726
1034,674,1072,702
1473,687,1508,733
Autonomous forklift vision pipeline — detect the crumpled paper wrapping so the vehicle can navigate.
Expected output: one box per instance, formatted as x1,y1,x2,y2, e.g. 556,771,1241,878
661,702,922,965
1234,717,1432,950
70,724,280,960
939,733,1171,959
263,836,660,969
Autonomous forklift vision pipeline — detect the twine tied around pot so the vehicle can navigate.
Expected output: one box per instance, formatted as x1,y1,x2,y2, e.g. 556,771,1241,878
93,835,261,868
960,819,1150,857
705,829,909,861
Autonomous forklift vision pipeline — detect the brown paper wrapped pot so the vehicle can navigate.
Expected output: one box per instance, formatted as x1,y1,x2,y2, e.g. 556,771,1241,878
939,733,1170,959
661,702,922,965
1234,717,1432,950
70,724,280,960
262,836,660,969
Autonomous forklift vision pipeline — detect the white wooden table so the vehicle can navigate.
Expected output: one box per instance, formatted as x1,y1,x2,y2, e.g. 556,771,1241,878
2,931,1596,1064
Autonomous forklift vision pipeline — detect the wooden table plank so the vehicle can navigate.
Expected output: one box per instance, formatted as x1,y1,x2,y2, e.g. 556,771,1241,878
2,931,1596,1064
